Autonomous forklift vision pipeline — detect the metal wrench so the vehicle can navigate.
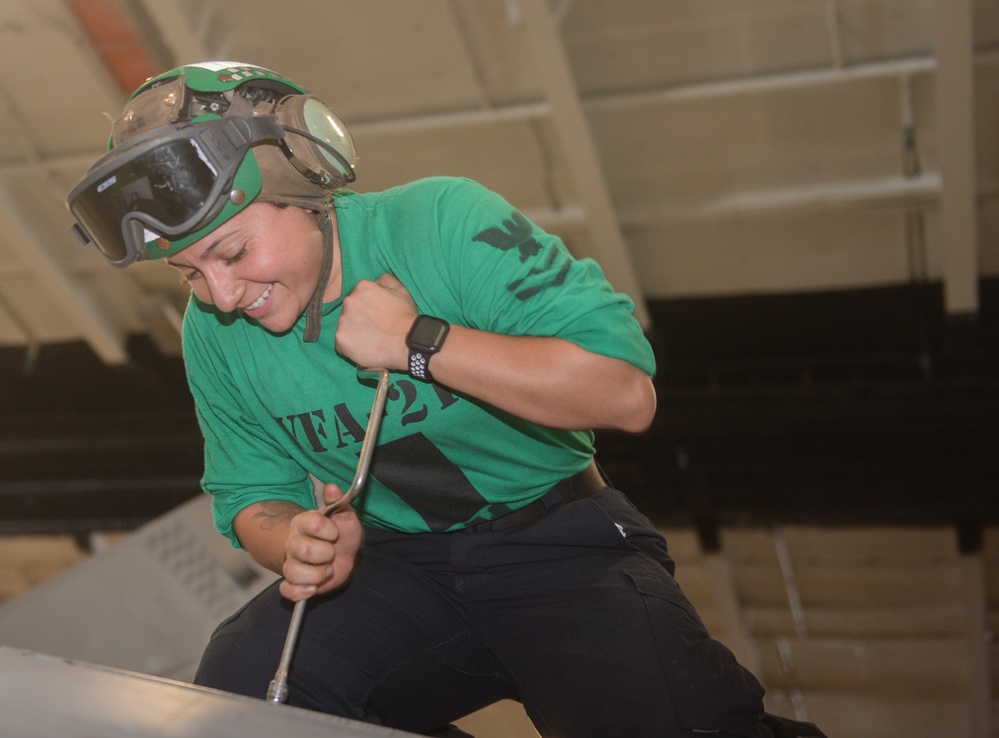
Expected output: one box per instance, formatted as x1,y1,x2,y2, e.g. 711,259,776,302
267,367,391,704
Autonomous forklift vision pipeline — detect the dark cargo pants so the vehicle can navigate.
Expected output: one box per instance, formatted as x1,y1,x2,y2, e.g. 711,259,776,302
194,486,769,737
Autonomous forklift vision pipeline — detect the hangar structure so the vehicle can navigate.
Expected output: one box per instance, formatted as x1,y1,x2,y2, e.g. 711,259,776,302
0,2,997,737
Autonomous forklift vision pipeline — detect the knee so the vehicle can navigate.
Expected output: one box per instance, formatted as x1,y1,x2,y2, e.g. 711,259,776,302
193,628,284,700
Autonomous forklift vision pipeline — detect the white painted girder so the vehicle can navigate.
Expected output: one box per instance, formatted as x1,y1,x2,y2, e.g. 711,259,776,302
0,56,127,361
134,0,213,67
585,56,938,111
516,0,650,327
933,0,980,315
0,178,128,364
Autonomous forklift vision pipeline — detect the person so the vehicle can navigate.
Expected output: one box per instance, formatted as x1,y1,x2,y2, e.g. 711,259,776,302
67,61,826,738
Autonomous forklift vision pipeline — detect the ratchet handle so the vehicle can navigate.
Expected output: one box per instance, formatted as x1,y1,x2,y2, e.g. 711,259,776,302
267,368,390,704
318,368,390,516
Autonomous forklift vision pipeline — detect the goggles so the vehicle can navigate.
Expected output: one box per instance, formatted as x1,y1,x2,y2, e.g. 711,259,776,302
67,114,284,267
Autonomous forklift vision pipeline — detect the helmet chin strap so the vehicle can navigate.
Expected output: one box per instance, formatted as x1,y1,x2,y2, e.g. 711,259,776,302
303,204,335,342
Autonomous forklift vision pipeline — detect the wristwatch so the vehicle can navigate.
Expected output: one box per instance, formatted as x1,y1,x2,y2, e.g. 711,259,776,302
406,315,450,381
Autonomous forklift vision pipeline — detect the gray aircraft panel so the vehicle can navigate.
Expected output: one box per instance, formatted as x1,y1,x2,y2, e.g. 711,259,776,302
0,646,415,737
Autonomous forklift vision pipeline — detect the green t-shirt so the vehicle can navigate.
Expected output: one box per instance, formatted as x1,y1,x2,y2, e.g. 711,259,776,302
183,177,655,544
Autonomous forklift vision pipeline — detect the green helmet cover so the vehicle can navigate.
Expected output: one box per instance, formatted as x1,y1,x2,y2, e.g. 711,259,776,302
115,62,319,261
134,61,308,100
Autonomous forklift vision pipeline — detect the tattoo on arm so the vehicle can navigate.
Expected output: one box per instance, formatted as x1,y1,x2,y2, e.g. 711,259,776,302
250,500,306,531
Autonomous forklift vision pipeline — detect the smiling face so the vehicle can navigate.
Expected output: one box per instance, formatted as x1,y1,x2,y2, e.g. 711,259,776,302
168,202,340,334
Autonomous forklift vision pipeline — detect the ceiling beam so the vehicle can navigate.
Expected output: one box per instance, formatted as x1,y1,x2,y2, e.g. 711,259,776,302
0,70,127,364
515,0,649,327
64,0,161,94
586,56,938,111
132,0,211,67
619,173,942,225
0,288,33,348
0,179,127,364
933,0,979,315
444,0,494,110
352,101,551,136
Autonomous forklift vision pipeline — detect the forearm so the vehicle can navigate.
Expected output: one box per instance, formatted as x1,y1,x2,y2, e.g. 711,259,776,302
337,276,657,433
232,500,305,575
429,327,657,433
231,489,364,600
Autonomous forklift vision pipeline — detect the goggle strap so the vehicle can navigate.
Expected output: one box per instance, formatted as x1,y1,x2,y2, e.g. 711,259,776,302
280,125,356,184
304,205,335,343
226,89,254,119
220,114,284,149
70,222,91,246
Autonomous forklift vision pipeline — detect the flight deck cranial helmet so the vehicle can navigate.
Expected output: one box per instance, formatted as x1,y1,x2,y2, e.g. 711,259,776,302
66,61,357,269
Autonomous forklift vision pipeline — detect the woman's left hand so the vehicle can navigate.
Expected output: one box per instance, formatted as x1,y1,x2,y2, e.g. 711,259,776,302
336,274,415,372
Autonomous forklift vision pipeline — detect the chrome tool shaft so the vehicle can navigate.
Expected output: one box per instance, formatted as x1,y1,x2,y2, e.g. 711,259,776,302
267,368,390,704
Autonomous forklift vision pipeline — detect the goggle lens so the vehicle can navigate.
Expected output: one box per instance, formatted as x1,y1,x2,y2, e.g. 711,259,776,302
70,139,221,264
127,140,218,224
67,115,281,266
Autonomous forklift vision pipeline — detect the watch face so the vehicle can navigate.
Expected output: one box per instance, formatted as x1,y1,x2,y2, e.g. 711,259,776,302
409,316,449,351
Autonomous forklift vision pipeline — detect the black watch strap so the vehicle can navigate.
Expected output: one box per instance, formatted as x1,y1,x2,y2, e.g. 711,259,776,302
409,351,432,381
406,315,450,382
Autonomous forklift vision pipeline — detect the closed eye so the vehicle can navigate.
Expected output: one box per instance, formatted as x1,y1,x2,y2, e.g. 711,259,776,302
224,245,248,266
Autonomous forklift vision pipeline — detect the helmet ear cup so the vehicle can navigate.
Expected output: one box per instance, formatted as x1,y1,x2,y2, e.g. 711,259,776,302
274,94,356,187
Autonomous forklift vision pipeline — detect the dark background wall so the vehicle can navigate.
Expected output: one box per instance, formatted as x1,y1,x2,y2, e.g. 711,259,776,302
2,280,997,542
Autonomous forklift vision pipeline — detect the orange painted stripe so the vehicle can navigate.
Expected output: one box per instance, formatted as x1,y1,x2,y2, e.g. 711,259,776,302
66,0,161,94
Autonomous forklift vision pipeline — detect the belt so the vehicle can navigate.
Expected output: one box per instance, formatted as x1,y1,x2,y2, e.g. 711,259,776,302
464,460,608,534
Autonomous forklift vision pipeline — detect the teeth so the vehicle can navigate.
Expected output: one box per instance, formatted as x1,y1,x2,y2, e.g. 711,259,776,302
246,284,272,311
